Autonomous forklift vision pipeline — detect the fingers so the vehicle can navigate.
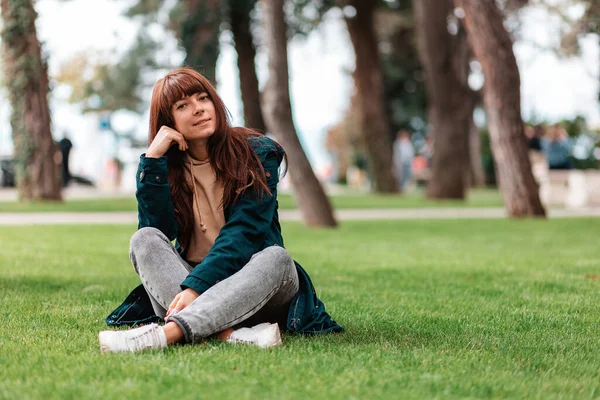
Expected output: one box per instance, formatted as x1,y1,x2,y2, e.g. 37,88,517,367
176,136,188,152
173,298,186,313
163,126,188,152
165,300,186,321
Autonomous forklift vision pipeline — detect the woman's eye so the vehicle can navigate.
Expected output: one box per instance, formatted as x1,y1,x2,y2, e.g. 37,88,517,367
177,104,186,110
199,95,208,101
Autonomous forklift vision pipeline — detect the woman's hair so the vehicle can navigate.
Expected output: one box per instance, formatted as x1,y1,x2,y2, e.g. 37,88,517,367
149,67,270,249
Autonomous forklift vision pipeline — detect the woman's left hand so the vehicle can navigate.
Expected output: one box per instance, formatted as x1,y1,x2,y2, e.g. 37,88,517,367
166,288,200,319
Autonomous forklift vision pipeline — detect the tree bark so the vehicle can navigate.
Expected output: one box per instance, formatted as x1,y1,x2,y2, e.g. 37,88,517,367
342,0,397,193
457,0,546,217
414,0,472,199
260,0,337,227
229,0,267,131
1,0,62,201
181,0,221,84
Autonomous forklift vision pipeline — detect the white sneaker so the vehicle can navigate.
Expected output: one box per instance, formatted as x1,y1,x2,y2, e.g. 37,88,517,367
99,323,167,354
227,322,283,348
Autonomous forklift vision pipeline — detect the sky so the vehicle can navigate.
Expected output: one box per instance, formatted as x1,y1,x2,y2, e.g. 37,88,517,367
0,0,598,184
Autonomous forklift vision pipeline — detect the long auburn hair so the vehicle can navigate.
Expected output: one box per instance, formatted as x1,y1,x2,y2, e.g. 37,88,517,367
148,68,271,249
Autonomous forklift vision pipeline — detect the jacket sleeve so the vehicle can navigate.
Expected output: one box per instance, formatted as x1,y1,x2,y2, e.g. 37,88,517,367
135,155,178,241
180,143,282,294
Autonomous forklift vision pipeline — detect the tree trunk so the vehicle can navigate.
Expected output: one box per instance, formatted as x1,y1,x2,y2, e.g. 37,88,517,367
414,0,471,199
181,0,221,84
1,0,62,201
457,0,546,217
260,0,337,227
468,119,487,187
342,0,397,193
229,0,267,131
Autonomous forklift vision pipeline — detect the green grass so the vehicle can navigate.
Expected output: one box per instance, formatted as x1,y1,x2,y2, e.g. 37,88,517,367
0,188,503,212
1,218,599,398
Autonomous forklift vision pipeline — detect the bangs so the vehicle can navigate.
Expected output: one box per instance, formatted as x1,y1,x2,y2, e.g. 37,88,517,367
162,73,209,107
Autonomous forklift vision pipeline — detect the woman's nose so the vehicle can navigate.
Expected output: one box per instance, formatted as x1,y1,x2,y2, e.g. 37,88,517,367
192,99,203,114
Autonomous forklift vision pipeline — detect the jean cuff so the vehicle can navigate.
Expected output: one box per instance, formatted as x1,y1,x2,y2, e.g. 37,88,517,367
167,314,192,343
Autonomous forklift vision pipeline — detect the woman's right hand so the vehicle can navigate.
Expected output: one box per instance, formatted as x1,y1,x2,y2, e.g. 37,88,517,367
145,126,188,158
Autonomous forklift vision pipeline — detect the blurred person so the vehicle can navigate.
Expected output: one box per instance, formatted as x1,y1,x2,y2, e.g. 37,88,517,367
542,124,572,170
525,124,549,204
526,124,544,152
423,134,434,165
57,134,73,187
99,68,342,353
393,130,415,191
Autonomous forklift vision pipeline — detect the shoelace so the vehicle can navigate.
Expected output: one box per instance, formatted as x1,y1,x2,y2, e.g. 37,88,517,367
127,328,158,351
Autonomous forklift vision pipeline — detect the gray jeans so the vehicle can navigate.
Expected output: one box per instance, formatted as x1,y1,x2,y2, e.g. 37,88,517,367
129,227,299,343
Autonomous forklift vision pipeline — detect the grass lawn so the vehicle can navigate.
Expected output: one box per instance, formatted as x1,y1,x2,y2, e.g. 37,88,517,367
0,187,503,212
1,218,599,399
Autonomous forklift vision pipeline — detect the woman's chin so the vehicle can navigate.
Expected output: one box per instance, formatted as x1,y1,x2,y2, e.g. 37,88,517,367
185,130,215,142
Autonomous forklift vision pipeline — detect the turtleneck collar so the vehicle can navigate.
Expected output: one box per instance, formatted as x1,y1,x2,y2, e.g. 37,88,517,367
186,152,210,166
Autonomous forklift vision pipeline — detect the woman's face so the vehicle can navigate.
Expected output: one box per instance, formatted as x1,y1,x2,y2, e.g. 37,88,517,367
171,92,217,142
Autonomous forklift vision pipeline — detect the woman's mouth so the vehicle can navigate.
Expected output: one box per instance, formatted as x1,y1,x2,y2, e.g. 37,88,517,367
193,119,210,126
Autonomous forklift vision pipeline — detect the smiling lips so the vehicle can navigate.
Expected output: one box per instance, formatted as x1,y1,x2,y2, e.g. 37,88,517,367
193,119,210,126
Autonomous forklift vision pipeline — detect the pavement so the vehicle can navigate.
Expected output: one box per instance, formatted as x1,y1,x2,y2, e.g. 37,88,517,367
0,207,599,225
0,185,133,202
1,185,599,225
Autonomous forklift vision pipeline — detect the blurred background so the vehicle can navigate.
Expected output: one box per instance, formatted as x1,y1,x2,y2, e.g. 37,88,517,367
0,0,598,223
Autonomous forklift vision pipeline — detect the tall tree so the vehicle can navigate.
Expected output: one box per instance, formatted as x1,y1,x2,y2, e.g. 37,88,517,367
414,0,472,199
260,0,337,227
1,0,62,201
229,0,267,131
457,0,546,217
126,0,265,127
170,0,222,84
341,0,397,193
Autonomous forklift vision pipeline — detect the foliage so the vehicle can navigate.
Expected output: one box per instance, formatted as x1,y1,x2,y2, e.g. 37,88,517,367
520,1,599,100
558,114,588,137
287,0,337,36
288,0,412,36
557,115,600,169
377,3,427,138
2,219,600,398
124,0,163,18
57,33,162,113
56,1,176,114
70,0,251,114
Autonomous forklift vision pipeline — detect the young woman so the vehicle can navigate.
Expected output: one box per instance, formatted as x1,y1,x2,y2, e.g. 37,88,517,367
99,68,342,353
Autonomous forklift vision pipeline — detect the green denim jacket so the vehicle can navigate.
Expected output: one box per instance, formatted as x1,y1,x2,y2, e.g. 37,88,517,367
106,135,343,334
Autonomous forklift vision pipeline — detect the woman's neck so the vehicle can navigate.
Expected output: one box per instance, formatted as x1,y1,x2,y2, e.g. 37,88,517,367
186,139,209,162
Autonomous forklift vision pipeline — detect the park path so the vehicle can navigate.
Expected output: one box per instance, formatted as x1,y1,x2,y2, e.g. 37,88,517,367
0,207,599,225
